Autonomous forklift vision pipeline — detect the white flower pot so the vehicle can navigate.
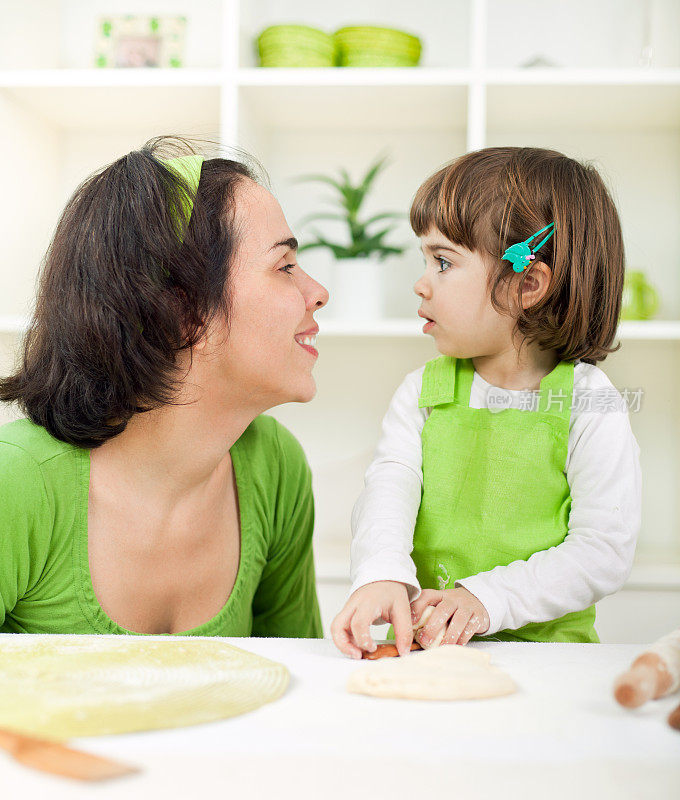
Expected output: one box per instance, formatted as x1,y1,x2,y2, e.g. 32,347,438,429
330,257,385,321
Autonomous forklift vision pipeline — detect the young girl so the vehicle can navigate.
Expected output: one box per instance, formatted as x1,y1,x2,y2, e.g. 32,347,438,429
331,146,641,659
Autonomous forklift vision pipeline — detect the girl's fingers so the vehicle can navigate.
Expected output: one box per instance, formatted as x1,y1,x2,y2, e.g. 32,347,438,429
457,614,481,646
443,608,474,646
336,626,364,660
350,605,380,654
330,609,363,660
389,597,414,657
410,589,442,626
417,601,454,647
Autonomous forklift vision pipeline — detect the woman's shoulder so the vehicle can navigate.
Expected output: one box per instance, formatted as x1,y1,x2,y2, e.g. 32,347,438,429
237,415,310,484
0,417,75,469
239,414,306,460
235,416,312,532
0,420,66,528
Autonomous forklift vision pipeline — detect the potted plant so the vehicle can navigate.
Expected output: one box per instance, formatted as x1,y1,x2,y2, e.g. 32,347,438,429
296,157,405,320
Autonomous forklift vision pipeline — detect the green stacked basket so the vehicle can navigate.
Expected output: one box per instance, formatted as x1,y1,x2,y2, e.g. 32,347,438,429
334,26,422,67
257,25,336,67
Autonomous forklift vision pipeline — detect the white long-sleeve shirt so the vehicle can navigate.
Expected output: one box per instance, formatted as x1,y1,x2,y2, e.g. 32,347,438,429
350,361,642,637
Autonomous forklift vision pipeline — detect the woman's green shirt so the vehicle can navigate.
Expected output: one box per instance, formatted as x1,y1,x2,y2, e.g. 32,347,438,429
0,416,322,638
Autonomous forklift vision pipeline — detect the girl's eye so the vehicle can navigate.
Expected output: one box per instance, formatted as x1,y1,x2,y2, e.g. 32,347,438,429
279,264,295,274
436,256,453,273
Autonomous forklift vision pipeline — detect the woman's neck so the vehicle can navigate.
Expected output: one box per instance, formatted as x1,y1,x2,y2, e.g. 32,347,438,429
472,340,560,392
91,381,262,503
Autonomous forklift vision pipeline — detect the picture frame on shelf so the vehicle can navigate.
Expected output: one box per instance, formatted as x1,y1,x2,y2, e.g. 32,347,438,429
94,15,187,69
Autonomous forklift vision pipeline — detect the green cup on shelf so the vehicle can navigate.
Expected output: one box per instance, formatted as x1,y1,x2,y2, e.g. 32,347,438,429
334,26,422,67
620,270,659,320
256,25,336,67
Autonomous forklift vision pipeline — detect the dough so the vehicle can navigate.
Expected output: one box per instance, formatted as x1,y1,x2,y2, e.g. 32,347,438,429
0,634,289,739
347,644,517,700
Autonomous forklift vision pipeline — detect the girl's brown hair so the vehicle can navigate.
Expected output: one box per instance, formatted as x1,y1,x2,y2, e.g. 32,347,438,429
0,136,260,448
410,147,625,364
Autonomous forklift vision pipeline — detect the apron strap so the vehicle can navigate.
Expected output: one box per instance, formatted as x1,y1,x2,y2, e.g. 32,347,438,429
419,356,454,408
419,355,574,419
418,357,475,408
537,360,575,421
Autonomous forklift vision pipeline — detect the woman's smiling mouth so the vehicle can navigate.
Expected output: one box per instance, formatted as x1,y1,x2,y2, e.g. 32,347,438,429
294,330,319,357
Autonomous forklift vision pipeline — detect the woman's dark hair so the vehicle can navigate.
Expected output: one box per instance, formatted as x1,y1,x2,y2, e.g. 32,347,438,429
0,136,261,447
410,147,625,364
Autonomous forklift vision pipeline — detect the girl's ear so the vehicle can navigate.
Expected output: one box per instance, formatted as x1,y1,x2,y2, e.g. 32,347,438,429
519,260,552,310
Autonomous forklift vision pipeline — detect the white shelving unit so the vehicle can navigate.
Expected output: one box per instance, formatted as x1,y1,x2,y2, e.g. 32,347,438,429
2,0,680,637
4,315,680,341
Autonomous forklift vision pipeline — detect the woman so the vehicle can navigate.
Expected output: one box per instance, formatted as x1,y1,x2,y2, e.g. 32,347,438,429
0,137,329,638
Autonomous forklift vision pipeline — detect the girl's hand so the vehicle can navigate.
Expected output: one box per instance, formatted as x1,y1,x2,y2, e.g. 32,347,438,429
331,581,413,659
410,587,490,647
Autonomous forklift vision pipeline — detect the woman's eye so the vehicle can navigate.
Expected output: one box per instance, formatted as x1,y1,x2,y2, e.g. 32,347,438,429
279,264,295,274
436,256,452,273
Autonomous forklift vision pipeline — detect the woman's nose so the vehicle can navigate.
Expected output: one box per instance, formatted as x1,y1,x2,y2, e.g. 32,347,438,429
300,269,329,309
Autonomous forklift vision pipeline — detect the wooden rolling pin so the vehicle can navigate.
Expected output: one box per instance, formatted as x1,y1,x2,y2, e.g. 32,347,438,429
0,727,139,781
613,627,680,730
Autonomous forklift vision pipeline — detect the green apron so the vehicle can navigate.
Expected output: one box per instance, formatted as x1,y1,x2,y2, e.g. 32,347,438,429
411,356,597,643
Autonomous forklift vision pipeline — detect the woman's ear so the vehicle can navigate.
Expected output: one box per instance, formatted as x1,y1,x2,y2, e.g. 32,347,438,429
519,260,552,310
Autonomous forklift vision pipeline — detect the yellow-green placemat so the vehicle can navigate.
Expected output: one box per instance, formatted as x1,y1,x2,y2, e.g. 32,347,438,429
0,634,289,739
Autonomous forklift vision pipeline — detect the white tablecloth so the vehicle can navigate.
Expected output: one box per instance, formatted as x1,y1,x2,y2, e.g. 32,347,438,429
3,638,679,799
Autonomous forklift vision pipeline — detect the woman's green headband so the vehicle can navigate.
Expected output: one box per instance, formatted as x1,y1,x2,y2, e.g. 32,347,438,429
161,154,205,241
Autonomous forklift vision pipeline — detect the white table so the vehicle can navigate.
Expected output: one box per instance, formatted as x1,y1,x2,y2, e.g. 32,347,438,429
3,638,679,800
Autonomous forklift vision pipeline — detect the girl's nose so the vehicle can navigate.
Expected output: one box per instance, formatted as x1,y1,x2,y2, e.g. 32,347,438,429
414,272,431,299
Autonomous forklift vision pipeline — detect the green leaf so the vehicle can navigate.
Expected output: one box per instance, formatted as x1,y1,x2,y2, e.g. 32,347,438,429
298,231,352,259
293,155,404,260
297,212,348,226
362,226,395,247
297,241,328,253
359,156,389,196
339,167,352,186
362,211,405,226
375,245,405,260
294,174,346,194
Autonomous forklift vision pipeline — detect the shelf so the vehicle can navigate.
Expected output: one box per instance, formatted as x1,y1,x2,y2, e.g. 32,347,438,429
315,542,680,590
487,79,680,132
4,67,680,134
0,70,222,132
0,316,26,334
1,86,220,137
0,68,224,87
7,67,679,89
485,68,680,85
627,562,680,591
237,0,471,70
238,79,467,133
0,0,224,71
617,321,680,340
316,319,680,340
319,319,423,337
3,318,680,340
237,67,471,86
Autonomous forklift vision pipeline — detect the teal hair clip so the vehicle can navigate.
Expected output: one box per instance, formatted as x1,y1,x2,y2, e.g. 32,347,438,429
501,222,555,273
